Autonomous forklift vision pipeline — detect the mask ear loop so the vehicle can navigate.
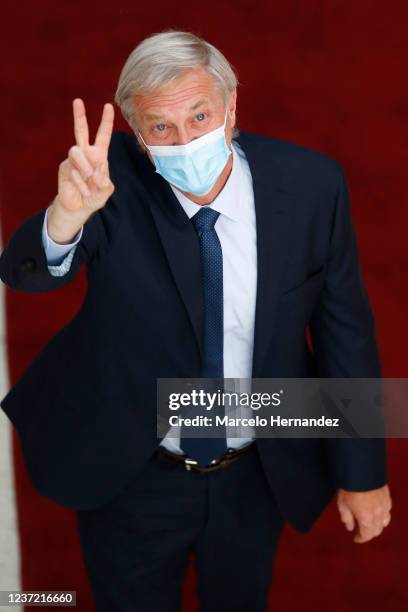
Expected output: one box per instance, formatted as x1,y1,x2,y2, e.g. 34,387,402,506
222,106,230,131
137,129,149,149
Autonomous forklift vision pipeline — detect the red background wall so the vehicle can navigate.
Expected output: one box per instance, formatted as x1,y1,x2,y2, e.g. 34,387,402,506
1,1,407,610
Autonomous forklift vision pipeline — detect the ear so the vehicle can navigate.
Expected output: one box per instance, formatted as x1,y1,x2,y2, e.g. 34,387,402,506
229,88,237,128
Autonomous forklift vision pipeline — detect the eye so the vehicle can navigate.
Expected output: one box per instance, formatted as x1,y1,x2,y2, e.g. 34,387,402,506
195,113,206,122
154,123,166,132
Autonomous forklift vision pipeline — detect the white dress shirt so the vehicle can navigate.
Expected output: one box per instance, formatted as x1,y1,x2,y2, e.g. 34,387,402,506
42,141,258,453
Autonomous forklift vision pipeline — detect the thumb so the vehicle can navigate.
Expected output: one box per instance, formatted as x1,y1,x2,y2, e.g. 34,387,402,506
338,501,355,532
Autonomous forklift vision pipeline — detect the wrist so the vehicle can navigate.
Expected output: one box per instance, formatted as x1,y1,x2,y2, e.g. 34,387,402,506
47,197,89,244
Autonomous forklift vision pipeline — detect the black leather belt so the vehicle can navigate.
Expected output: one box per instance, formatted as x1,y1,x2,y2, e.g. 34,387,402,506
156,442,256,473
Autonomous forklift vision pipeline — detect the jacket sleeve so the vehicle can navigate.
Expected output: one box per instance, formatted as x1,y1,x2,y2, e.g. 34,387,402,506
309,166,387,491
0,193,120,292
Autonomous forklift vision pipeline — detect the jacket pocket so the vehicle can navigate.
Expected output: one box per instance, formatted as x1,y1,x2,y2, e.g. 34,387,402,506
280,264,326,298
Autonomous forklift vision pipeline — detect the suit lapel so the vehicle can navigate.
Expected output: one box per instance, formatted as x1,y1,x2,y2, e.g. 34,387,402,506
142,130,296,376
235,132,296,377
145,167,204,361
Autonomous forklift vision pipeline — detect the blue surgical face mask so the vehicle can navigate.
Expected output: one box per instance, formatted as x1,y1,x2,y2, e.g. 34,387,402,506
138,109,232,196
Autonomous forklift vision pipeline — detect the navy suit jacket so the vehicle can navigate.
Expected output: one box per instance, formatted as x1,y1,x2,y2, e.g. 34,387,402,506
0,130,387,532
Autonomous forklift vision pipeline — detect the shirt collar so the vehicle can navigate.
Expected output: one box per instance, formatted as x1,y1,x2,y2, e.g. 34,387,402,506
169,143,244,223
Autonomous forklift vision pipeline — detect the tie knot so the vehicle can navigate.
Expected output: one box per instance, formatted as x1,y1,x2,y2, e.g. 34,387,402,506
192,207,220,233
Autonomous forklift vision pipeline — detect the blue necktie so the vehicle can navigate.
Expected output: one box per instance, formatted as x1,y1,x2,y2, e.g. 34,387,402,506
180,207,227,465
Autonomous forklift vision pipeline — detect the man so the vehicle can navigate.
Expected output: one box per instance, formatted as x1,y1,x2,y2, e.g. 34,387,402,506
0,29,392,612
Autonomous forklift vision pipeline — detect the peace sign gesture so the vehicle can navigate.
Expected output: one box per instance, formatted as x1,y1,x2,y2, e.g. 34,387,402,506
56,98,115,219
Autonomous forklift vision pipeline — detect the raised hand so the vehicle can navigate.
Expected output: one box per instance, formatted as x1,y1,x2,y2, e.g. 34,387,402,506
47,99,115,243
57,98,115,215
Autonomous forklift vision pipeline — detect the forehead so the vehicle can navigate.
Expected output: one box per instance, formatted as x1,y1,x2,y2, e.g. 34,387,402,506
133,67,223,120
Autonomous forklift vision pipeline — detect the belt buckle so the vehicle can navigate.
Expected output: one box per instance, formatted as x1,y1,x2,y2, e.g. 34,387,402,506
182,445,251,473
183,457,223,473
184,458,199,472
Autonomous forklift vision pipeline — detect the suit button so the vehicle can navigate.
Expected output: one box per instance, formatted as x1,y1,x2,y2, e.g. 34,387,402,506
19,258,37,273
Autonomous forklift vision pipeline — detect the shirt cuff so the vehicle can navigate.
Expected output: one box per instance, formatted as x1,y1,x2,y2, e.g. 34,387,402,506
47,245,79,277
42,205,83,265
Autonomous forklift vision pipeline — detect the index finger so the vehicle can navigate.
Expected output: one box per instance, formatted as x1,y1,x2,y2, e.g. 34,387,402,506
73,98,89,148
94,103,115,152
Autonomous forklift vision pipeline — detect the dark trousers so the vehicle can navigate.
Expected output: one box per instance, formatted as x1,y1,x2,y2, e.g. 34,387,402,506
76,443,285,612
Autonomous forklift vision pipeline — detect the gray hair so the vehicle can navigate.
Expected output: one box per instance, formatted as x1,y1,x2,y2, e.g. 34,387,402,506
114,29,239,138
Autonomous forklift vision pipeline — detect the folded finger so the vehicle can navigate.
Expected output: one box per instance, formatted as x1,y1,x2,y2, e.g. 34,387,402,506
71,168,91,198
92,167,111,190
68,145,94,179
354,524,374,543
372,522,384,537
340,510,355,532
382,514,391,527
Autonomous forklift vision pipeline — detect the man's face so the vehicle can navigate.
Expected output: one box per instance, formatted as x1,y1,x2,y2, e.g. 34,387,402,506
132,66,236,158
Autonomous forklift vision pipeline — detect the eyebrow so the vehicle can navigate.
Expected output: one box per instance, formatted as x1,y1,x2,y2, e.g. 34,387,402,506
143,98,210,121
190,98,209,111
